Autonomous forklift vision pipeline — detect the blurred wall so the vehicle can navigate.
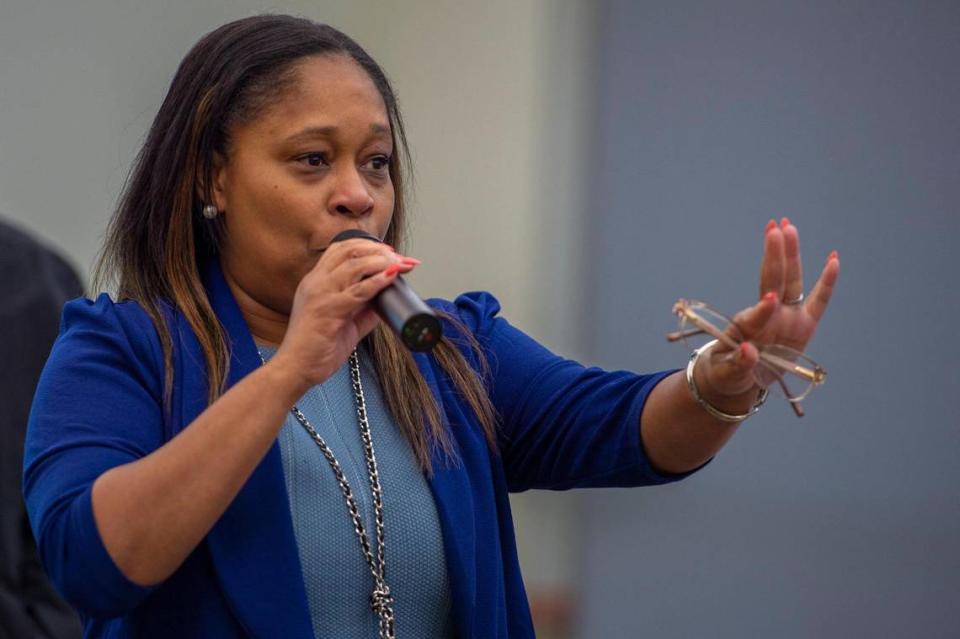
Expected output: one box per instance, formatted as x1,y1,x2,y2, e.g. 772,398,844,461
578,1,960,637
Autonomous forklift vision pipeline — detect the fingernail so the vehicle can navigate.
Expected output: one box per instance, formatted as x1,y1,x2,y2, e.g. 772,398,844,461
384,264,401,277
401,257,422,265
740,342,751,359
780,216,791,228
765,219,777,233
763,291,778,303
827,249,838,262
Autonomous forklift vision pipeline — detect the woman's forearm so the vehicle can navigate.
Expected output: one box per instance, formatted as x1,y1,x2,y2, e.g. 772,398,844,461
91,358,309,586
640,368,757,475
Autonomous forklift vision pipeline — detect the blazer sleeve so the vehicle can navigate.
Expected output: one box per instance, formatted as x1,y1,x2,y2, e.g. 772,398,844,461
439,291,708,493
22,294,165,617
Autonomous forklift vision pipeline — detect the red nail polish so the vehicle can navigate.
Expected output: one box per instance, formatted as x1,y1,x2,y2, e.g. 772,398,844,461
763,291,778,303
828,250,838,262
401,257,422,265
740,342,751,357
780,216,791,228
384,264,400,277
765,219,777,233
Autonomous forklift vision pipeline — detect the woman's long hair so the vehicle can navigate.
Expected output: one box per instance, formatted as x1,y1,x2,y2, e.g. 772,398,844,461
94,15,496,471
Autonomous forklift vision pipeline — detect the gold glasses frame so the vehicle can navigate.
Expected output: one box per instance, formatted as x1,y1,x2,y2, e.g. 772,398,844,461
667,299,827,417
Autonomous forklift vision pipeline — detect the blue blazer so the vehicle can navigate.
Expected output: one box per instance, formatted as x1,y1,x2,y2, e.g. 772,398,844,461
24,262,696,638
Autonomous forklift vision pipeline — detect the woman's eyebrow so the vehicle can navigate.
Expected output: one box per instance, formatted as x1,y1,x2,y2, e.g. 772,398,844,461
283,126,336,145
283,123,391,145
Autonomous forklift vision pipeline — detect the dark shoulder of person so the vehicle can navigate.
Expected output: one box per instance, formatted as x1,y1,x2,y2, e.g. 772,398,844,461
0,219,83,310
0,218,84,638
0,219,84,405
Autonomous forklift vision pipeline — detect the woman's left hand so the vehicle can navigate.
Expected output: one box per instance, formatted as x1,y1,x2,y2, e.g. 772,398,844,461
697,217,840,400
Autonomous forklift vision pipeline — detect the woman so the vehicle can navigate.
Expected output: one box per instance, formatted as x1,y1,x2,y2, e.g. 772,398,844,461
23,14,838,639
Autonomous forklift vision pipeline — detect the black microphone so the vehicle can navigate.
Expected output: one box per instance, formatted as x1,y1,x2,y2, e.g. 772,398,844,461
329,229,442,352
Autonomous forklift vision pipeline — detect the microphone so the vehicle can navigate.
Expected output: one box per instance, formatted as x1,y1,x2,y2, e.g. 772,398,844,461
330,229,442,352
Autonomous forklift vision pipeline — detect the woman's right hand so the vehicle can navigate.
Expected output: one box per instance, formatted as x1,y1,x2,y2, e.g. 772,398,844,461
269,238,419,392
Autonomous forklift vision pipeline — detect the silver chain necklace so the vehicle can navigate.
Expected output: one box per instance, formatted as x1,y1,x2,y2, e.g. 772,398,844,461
259,348,396,639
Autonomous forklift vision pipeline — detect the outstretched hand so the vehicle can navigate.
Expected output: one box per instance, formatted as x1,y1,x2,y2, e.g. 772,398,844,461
699,218,840,400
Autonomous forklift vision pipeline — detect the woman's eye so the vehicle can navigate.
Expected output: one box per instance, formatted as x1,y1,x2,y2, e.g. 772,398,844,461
367,155,390,172
299,152,328,168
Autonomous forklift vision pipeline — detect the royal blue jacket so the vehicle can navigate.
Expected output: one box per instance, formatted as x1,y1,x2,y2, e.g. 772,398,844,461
23,262,697,638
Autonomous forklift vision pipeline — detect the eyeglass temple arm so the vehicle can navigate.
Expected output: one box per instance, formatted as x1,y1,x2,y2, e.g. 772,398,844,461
665,327,705,342
758,351,823,384
789,397,805,417
668,309,740,351
772,373,805,417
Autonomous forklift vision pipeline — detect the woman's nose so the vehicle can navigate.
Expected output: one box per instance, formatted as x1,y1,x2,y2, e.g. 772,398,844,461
329,166,375,218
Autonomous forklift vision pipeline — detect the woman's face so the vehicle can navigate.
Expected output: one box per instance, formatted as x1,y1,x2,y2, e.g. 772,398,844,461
212,54,395,314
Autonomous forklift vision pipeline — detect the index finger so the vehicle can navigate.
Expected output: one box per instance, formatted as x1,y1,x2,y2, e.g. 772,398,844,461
322,237,393,267
732,292,778,341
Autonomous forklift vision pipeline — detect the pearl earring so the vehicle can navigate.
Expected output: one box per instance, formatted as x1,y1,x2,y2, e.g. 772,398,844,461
202,204,219,220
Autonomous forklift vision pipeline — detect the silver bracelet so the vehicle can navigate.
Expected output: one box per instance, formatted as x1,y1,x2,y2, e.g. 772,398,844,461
685,339,767,423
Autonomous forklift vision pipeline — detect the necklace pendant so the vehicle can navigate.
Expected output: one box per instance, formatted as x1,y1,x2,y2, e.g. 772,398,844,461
370,583,394,612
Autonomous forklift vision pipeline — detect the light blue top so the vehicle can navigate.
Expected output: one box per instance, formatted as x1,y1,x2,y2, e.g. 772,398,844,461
258,345,454,638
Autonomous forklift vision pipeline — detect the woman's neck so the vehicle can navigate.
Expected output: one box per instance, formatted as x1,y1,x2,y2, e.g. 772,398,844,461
220,262,290,347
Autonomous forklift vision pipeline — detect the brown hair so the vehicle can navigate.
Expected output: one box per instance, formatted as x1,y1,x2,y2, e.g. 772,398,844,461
94,15,496,471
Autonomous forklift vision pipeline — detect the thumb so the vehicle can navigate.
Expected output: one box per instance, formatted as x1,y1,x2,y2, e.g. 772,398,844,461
354,307,381,341
701,340,760,397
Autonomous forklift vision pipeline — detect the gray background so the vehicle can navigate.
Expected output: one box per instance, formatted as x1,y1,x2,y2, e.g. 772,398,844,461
579,1,960,637
1,1,958,637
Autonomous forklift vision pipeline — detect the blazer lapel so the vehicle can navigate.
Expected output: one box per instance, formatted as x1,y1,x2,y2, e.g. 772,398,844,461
175,261,313,638
417,353,478,639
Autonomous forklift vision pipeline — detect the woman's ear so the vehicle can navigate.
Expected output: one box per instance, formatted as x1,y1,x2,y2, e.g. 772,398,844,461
197,152,229,213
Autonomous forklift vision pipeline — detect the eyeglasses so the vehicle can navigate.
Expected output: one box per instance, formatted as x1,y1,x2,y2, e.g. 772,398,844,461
667,299,827,417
